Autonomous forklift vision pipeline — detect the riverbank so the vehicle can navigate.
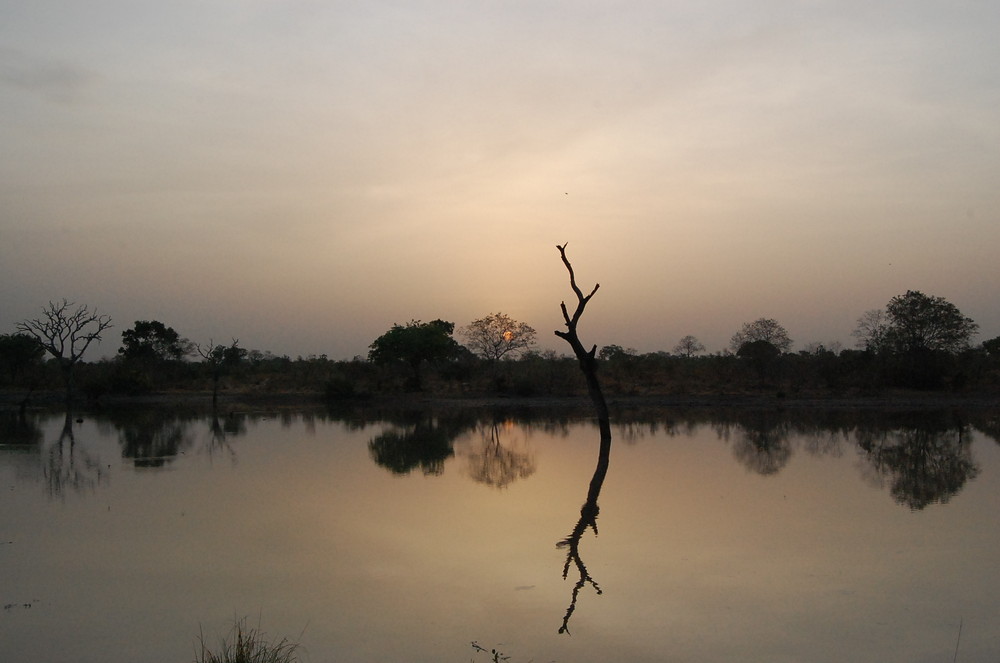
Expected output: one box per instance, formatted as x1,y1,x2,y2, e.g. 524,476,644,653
2,388,998,413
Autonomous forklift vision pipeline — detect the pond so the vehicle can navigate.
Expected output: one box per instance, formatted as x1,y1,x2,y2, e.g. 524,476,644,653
1,405,999,662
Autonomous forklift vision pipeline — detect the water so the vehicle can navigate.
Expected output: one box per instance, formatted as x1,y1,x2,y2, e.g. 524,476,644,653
1,405,998,662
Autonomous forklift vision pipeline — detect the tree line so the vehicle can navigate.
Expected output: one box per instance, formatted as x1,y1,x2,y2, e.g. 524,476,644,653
1,290,998,408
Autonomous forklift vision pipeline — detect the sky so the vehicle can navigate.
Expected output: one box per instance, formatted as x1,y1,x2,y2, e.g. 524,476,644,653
2,1,998,360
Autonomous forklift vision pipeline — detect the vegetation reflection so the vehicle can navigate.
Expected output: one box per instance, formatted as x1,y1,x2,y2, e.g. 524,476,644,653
856,412,980,510
367,411,474,476
464,419,536,489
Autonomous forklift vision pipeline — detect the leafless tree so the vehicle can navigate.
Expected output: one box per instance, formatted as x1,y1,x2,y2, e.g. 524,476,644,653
729,318,792,353
852,309,890,352
673,334,705,357
554,244,610,440
17,299,113,406
196,338,247,408
460,312,537,362
553,243,613,634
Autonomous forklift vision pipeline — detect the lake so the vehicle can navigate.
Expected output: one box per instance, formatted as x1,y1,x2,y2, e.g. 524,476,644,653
1,404,998,662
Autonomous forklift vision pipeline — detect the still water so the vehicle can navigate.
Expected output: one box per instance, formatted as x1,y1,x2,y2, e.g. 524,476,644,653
1,405,998,663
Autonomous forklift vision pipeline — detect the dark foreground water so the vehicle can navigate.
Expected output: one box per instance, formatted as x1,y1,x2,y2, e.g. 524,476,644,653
1,405,998,663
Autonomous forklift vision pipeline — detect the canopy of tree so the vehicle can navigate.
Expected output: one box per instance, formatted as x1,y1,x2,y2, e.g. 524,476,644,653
730,318,793,353
368,319,460,390
460,312,536,362
120,320,190,362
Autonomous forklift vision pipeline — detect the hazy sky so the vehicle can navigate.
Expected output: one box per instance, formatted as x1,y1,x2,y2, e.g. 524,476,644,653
2,1,998,360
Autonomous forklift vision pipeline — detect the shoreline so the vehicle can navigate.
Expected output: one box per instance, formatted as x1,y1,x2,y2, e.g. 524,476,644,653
2,389,997,413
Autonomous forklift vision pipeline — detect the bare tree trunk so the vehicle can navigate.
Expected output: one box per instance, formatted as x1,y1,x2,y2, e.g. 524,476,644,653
554,244,611,444
553,243,613,635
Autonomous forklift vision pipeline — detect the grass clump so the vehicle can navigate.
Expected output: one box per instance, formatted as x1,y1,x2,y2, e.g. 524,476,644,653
195,616,302,663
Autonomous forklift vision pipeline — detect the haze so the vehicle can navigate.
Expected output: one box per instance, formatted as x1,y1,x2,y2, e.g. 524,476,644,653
2,1,998,360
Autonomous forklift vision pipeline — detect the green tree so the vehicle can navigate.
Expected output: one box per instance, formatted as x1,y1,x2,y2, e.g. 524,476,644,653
730,318,792,353
16,299,113,406
460,312,537,362
115,320,192,394
883,290,978,354
367,319,460,391
119,320,191,362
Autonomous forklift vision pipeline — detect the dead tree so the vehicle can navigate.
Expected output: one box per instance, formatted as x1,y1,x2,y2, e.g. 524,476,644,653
17,300,113,407
554,243,611,444
554,243,613,633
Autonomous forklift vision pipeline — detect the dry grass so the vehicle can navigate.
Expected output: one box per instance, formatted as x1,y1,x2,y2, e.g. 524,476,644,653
195,616,302,663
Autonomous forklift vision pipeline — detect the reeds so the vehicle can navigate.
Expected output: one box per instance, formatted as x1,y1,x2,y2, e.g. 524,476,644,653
195,616,301,663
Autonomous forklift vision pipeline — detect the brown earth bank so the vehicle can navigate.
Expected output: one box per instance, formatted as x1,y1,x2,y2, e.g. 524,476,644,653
2,388,998,414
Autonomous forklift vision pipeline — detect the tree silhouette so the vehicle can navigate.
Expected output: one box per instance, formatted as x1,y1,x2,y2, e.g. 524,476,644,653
729,318,792,353
119,320,191,362
368,319,460,391
460,313,537,362
884,290,978,354
197,339,247,407
673,335,705,357
553,243,613,634
0,333,46,414
554,244,611,442
17,300,113,406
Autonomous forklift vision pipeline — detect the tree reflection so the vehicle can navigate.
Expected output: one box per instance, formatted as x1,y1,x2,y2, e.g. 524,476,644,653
205,412,245,465
115,410,196,468
465,419,536,489
45,412,106,497
0,412,43,448
557,431,611,634
369,412,471,476
857,415,979,510
727,412,792,476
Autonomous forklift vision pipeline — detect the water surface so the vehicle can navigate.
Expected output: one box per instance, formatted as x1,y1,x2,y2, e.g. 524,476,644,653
1,406,998,662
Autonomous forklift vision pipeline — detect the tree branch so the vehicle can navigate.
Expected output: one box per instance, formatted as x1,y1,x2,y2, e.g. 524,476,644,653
556,243,600,334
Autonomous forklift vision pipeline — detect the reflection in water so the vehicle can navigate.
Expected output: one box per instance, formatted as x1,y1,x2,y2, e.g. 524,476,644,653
0,413,43,448
856,413,980,510
2,404,999,663
465,419,536,489
45,412,106,498
557,430,612,634
205,413,245,465
117,411,193,468
724,412,793,476
2,405,993,510
368,412,473,476
107,409,249,468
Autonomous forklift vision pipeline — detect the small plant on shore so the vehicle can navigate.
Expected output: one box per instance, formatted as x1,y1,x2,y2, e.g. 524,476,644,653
471,641,511,662
195,616,301,663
